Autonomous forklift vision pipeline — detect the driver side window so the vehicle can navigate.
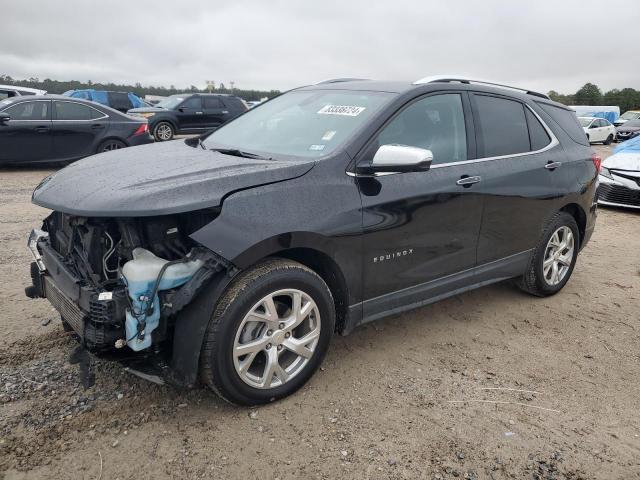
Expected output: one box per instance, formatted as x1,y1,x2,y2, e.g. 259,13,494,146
377,94,467,165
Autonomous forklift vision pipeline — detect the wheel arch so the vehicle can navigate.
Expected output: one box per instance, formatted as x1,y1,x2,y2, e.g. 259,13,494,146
560,203,587,247
226,233,351,334
269,247,350,334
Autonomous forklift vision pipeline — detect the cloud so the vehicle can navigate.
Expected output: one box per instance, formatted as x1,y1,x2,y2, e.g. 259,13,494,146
2,0,638,93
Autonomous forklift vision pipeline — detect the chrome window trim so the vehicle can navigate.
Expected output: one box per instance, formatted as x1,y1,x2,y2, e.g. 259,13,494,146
2,99,51,121
52,100,109,122
348,103,558,176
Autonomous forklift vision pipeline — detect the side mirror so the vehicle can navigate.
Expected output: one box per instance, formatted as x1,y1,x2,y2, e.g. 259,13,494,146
178,107,186,112
0,112,10,125
357,144,433,175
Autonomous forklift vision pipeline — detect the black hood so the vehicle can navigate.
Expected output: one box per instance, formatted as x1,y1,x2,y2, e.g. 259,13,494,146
32,140,314,217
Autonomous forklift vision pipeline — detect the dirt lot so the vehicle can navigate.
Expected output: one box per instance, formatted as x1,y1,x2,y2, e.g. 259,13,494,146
1,145,639,480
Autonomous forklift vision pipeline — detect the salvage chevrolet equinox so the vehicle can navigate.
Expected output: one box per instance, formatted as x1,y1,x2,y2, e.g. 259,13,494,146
26,76,598,405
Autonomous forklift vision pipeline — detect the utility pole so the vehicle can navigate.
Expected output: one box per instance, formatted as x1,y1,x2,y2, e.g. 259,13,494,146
230,81,235,91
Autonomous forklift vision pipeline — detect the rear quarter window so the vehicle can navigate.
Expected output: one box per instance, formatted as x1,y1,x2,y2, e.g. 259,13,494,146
536,102,589,146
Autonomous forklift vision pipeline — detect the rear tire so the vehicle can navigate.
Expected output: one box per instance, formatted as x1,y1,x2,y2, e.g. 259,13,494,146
518,212,579,297
153,122,174,141
98,139,126,153
200,258,335,406
603,134,613,145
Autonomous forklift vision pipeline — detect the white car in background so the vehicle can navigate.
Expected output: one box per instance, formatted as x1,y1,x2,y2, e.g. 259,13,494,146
0,84,47,100
598,137,640,209
579,116,616,145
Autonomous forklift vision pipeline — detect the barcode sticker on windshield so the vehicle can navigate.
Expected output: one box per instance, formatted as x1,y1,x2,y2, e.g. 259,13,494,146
317,105,366,116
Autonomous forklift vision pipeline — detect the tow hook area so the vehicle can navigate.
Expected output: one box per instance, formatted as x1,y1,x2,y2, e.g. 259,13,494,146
69,345,95,389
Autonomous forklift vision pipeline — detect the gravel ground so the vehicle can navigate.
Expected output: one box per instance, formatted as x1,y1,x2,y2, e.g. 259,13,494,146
1,144,639,479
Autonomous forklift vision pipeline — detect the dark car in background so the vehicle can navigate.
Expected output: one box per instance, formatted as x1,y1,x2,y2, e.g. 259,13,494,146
615,119,640,142
63,89,150,114
0,95,153,166
127,93,248,141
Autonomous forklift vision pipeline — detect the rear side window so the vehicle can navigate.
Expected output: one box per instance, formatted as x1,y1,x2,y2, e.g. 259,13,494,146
525,109,551,151
55,101,104,120
107,92,132,111
204,96,223,109
5,101,49,120
473,94,529,157
537,102,589,146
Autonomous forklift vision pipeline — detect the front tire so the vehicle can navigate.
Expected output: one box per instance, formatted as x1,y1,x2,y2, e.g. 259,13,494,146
603,134,613,145
153,121,174,141
200,259,335,405
519,212,579,297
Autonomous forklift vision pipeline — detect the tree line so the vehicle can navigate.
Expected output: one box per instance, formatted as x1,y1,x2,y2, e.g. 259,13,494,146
548,83,640,113
0,75,281,102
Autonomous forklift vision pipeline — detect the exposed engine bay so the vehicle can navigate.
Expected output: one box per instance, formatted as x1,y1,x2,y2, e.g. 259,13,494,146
27,210,230,355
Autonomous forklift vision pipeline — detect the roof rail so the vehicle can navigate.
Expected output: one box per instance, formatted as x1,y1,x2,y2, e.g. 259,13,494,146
315,78,368,85
412,75,550,100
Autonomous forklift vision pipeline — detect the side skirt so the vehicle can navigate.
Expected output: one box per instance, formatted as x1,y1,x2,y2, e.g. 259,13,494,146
343,250,532,334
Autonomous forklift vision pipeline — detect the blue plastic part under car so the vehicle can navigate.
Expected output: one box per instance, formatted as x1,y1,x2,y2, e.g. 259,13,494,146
121,248,203,351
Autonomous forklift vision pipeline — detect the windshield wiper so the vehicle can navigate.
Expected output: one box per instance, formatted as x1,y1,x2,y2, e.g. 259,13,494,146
210,148,271,160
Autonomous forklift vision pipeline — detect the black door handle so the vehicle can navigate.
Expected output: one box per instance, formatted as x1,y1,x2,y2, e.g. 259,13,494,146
34,126,49,133
456,175,481,187
91,124,105,129
545,161,562,170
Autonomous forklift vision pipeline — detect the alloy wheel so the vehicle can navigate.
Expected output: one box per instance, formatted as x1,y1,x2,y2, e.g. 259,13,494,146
233,289,321,389
543,226,575,286
101,141,123,152
155,123,173,141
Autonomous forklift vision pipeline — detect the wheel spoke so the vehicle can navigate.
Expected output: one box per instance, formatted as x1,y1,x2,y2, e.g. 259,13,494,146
234,336,269,357
237,351,258,374
260,348,279,388
283,327,320,359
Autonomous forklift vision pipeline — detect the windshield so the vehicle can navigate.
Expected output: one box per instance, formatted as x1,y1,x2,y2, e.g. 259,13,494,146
578,117,593,127
155,96,185,110
203,89,393,158
620,111,640,120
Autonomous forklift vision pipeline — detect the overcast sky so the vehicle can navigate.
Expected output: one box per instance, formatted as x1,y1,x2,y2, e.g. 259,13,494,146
3,0,639,94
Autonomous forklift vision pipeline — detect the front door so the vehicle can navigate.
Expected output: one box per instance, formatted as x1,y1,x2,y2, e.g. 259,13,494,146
356,92,484,320
175,96,204,131
0,100,52,165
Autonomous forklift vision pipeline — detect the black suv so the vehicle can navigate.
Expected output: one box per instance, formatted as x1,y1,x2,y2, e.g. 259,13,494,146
128,93,247,141
26,77,598,405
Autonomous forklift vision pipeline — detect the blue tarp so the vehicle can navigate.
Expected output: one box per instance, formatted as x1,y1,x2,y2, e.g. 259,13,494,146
570,106,620,123
614,135,640,153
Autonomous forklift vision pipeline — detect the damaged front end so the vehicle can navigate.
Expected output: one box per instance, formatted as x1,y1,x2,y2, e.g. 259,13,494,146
26,210,233,386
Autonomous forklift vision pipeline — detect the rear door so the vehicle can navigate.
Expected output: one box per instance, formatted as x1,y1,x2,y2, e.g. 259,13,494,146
202,96,228,129
469,93,564,266
51,100,109,161
0,100,52,164
357,92,485,317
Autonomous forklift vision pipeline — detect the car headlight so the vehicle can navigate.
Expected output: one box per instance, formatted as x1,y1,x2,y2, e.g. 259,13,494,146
600,167,614,180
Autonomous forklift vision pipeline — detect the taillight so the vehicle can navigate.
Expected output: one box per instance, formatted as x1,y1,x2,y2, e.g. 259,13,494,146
592,153,602,173
134,123,149,136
